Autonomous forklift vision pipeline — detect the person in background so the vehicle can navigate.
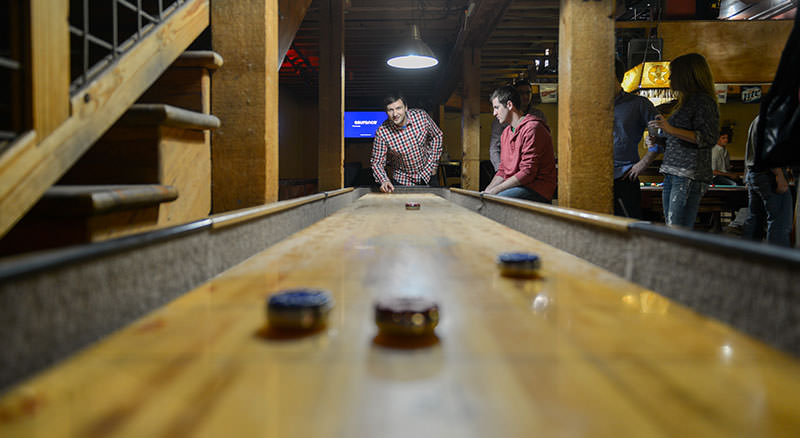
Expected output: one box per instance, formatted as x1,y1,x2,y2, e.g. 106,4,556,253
489,80,547,172
483,86,556,202
711,126,740,185
371,92,443,193
646,53,719,229
741,115,793,247
612,58,659,218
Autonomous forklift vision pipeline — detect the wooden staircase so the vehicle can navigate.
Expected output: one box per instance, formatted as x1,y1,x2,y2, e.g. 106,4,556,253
0,47,222,255
0,0,210,248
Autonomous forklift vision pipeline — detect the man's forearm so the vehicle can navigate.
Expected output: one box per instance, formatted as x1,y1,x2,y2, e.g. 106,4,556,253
485,175,504,191
639,150,658,167
491,175,521,193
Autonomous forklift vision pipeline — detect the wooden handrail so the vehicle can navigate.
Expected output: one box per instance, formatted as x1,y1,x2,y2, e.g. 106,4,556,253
211,187,355,229
449,187,635,233
0,0,210,239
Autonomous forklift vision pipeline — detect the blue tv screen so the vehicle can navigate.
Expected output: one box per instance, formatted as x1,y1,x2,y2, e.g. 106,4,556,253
344,111,387,138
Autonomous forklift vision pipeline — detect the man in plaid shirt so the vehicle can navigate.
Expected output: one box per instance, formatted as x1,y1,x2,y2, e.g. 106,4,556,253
371,93,443,193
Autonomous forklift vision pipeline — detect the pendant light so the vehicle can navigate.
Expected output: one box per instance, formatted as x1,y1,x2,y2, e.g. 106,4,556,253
386,24,439,69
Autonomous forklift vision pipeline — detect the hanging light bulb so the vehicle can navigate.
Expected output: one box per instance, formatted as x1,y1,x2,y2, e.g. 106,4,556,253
386,24,439,69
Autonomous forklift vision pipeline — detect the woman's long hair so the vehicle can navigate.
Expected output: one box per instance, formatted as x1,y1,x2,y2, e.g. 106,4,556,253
669,53,717,112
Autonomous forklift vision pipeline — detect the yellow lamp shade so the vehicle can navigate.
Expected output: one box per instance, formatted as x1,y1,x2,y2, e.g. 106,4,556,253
622,61,671,92
641,61,670,88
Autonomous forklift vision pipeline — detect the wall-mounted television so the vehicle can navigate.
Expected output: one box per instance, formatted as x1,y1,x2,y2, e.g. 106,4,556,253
344,111,387,138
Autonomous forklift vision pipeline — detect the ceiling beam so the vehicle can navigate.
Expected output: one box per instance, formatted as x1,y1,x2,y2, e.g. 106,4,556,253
277,0,313,70
434,0,514,104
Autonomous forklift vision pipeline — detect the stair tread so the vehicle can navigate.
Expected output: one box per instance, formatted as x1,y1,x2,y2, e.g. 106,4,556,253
172,51,223,70
33,184,179,217
119,104,220,130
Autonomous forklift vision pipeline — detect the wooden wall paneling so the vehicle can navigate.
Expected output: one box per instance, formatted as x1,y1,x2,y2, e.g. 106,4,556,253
211,0,279,212
557,0,615,213
28,0,69,139
318,0,345,192
659,20,794,84
461,47,481,191
158,126,211,226
0,0,209,238
277,0,313,70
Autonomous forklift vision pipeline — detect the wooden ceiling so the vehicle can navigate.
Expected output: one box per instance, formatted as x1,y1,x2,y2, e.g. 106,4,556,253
278,0,795,110
280,0,560,109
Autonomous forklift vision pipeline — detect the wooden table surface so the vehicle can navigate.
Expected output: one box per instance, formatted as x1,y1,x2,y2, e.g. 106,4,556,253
2,193,799,437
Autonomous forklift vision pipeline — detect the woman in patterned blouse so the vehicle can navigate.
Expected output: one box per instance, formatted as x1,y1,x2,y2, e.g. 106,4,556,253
647,53,720,228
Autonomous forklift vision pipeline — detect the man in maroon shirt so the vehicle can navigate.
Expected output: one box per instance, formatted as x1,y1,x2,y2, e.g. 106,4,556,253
371,93,443,193
483,86,556,203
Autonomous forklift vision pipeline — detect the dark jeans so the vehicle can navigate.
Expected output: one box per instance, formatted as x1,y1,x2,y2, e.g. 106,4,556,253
613,176,642,219
496,186,551,203
742,172,792,247
712,175,738,186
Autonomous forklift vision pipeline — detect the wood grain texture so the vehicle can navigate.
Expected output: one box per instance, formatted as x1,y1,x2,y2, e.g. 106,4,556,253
0,0,209,238
660,20,794,83
157,126,211,226
28,0,69,139
1,193,799,437
138,68,211,114
318,0,345,192
211,0,279,212
557,0,615,214
461,47,481,191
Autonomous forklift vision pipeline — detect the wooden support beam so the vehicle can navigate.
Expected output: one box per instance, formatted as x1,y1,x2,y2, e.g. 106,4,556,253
557,0,615,213
318,0,345,192
434,0,513,105
211,0,279,211
461,47,481,191
28,0,69,139
277,0,313,71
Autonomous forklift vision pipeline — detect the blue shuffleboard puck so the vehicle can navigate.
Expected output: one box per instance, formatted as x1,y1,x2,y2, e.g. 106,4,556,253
497,252,541,278
267,289,334,330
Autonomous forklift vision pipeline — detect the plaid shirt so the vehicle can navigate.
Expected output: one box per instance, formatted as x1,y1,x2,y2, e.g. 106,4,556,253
371,109,443,185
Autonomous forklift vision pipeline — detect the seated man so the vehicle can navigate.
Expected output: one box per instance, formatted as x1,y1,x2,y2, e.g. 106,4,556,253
489,79,547,172
711,127,740,185
483,86,556,203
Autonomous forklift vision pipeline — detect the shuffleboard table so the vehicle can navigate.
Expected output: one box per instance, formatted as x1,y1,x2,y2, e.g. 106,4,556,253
1,193,799,437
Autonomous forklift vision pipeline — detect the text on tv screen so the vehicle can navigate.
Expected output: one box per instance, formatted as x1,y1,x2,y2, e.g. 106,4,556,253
344,111,387,138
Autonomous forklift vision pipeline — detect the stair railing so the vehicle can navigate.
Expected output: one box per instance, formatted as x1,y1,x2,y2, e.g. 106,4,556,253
0,0,209,240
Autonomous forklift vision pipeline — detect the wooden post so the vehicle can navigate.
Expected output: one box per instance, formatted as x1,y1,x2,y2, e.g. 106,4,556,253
318,0,345,191
211,0,279,212
557,0,615,213
28,0,70,139
461,47,481,191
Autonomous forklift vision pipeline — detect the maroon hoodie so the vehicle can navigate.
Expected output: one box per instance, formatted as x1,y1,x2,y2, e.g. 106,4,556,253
496,113,557,200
